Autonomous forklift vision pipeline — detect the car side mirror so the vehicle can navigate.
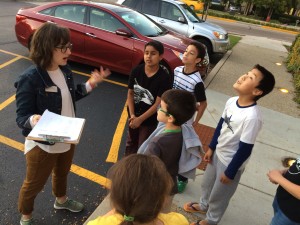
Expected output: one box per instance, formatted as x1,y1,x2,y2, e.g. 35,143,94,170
178,17,185,23
115,28,133,37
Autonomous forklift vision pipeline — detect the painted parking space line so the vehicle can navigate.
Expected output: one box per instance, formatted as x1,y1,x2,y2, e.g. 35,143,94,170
0,49,29,59
73,70,127,87
0,134,24,151
0,49,128,88
73,69,128,163
0,94,15,111
0,56,23,69
0,134,110,188
106,102,128,163
0,49,127,189
71,164,110,188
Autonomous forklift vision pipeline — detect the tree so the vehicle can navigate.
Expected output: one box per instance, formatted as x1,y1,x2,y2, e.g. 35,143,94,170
242,0,254,15
251,0,287,20
287,0,300,15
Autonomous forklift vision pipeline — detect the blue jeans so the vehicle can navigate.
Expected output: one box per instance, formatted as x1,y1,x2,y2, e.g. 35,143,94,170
270,196,300,225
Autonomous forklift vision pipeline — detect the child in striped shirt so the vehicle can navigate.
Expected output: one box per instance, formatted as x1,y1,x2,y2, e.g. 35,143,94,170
173,41,208,193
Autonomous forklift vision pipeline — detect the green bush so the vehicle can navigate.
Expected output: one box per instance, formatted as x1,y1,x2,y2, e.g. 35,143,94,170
210,5,225,11
286,34,300,105
204,10,300,32
275,14,300,25
278,17,291,24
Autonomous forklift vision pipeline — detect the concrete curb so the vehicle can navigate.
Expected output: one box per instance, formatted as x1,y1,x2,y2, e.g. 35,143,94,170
204,50,232,89
83,196,111,225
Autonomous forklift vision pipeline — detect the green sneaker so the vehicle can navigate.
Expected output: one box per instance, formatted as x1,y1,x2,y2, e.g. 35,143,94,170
177,180,188,193
20,217,35,225
54,198,84,212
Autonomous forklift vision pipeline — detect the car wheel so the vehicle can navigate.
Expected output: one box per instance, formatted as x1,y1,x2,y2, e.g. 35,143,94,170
190,5,195,11
196,38,212,57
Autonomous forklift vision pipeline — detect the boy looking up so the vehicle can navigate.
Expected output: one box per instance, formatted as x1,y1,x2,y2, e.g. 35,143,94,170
173,41,208,193
184,64,275,225
173,41,207,126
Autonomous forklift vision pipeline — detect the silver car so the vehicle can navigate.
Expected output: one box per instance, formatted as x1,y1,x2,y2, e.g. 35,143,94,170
121,0,229,55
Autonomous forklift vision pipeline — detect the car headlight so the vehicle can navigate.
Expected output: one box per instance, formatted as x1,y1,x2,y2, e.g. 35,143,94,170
213,31,226,40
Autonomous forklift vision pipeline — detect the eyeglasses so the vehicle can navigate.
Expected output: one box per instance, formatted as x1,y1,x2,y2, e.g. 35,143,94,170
55,43,73,53
158,107,172,117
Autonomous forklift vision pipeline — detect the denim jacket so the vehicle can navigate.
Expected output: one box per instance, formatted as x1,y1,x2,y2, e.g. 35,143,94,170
15,64,88,141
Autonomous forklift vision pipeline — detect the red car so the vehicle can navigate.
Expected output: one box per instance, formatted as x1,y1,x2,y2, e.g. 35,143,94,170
15,1,208,76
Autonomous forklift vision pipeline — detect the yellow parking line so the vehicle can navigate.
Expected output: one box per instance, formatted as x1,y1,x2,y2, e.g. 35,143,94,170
0,135,24,151
0,49,29,60
0,56,23,69
106,102,128,163
71,164,110,188
0,50,127,177
0,135,110,188
0,95,15,111
73,70,127,87
0,50,127,87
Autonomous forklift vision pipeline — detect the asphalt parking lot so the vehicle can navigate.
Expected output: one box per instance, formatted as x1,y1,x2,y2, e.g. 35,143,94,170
0,38,130,225
0,1,226,224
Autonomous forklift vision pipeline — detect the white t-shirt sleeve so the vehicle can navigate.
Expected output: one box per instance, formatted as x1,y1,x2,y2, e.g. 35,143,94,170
240,118,262,144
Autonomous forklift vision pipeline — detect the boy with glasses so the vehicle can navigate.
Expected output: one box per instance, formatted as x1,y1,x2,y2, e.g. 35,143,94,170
138,89,202,212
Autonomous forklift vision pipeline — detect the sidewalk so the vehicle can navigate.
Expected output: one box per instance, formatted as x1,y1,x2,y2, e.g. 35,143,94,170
84,35,300,225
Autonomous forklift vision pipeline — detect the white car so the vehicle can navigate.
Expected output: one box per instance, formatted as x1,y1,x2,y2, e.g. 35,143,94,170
121,0,229,55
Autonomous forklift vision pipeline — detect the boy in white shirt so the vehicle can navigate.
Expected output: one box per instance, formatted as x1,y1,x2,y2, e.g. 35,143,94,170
184,64,275,225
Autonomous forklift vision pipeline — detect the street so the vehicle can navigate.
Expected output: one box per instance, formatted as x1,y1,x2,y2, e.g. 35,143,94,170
207,16,297,43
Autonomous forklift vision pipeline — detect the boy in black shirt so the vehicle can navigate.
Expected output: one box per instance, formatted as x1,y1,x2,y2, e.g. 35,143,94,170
268,157,300,224
125,40,172,155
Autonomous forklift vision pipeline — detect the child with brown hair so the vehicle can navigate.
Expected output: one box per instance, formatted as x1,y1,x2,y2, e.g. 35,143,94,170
125,40,172,156
87,154,189,225
184,64,275,225
173,41,208,193
138,89,202,211
15,22,110,225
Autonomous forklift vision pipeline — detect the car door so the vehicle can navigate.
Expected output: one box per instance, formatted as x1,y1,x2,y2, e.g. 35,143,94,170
84,7,134,75
49,4,87,62
157,2,189,36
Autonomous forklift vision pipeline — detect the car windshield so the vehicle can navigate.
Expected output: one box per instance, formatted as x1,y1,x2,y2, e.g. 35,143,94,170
116,10,167,37
178,4,204,23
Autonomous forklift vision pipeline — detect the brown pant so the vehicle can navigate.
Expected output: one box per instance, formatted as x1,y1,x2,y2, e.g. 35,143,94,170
18,145,75,215
125,124,157,156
